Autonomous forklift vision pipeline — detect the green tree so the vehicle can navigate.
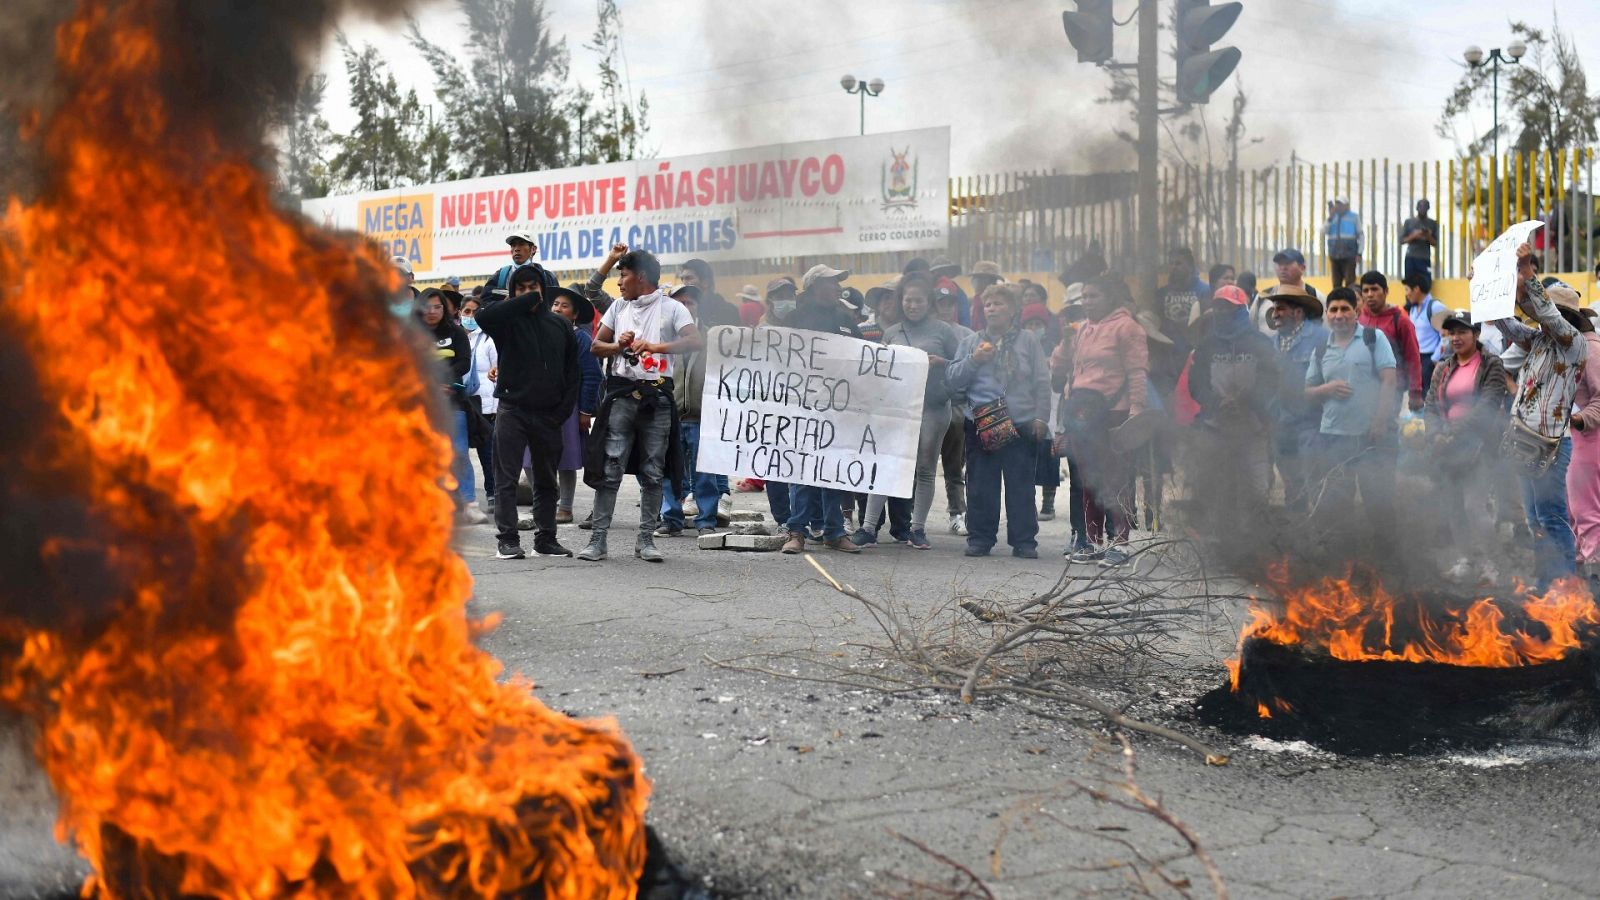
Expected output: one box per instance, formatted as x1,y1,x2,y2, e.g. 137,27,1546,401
328,38,451,192
269,73,335,200
408,0,575,176
580,0,649,164
1438,18,1600,157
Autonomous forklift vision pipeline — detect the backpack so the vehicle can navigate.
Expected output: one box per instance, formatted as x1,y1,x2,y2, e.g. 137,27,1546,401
1313,326,1380,384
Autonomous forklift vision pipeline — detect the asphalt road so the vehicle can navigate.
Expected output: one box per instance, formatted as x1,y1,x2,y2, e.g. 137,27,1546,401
2,480,1597,898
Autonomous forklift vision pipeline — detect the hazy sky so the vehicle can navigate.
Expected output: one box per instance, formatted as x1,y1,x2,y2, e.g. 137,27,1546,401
319,0,1600,176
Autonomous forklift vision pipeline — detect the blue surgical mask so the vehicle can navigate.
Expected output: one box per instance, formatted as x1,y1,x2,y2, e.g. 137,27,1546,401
462,316,479,333
390,300,414,318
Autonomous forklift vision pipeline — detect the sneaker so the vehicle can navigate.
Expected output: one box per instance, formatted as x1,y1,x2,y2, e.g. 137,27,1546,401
806,526,825,541
718,495,735,525
1069,545,1105,563
1099,547,1131,569
555,508,574,525
1037,505,1055,522
697,527,719,537
496,541,526,560
963,545,990,557
906,528,931,550
458,502,489,525
889,527,913,545
824,536,862,554
949,513,968,536
578,512,594,531
655,523,684,537
849,528,879,547
781,532,806,554
1013,547,1040,559
517,515,535,531
636,538,665,563
532,540,573,558
577,535,608,561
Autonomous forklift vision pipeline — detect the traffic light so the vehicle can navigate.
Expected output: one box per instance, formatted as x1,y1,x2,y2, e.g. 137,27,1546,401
1175,0,1243,104
1063,0,1114,64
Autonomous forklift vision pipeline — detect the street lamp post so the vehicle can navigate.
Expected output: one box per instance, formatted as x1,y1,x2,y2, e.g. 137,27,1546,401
839,75,885,136
1465,41,1523,227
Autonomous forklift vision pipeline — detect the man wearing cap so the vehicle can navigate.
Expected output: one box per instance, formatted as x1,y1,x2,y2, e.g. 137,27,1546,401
1268,286,1328,513
1403,271,1448,391
1399,200,1439,281
479,231,545,302
582,249,704,563
476,264,581,561
1489,246,1589,589
390,256,417,317
780,265,863,555
1187,284,1281,529
1357,270,1424,412
1324,198,1363,291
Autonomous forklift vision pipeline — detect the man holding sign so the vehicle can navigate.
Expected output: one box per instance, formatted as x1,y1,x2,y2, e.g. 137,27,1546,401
1488,243,1588,589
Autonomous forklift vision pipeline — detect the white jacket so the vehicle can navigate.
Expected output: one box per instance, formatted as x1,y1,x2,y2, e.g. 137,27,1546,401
469,329,499,415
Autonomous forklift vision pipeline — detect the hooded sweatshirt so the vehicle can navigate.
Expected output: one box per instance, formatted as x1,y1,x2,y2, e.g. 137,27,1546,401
476,288,580,423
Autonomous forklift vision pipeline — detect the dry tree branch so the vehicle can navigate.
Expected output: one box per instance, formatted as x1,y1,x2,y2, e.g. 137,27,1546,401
784,546,1230,763
875,829,998,900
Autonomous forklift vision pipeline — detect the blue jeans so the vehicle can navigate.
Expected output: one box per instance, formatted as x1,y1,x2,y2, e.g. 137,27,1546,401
1519,437,1577,589
452,408,476,504
787,485,848,541
765,480,793,524
662,421,723,530
964,419,1039,554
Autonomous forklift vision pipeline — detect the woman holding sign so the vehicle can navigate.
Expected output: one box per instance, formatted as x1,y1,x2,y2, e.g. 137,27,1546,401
946,284,1054,558
851,272,960,550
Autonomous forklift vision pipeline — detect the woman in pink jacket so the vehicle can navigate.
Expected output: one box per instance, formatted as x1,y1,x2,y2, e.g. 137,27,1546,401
1566,315,1600,583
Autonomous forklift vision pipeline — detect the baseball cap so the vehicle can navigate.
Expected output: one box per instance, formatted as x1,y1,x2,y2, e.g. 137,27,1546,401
1439,310,1476,332
1272,248,1306,266
1213,285,1249,306
444,275,461,288
801,263,850,292
839,286,866,311
505,231,537,246
667,283,702,302
765,277,797,296
934,277,962,303
391,255,414,276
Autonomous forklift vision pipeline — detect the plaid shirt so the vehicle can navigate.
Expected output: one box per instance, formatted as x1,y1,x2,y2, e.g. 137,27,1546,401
1497,277,1587,439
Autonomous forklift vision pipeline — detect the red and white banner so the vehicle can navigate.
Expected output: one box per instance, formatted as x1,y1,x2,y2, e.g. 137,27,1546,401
302,127,950,279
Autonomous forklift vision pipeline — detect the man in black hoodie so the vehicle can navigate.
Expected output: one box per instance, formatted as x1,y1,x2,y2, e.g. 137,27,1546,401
476,264,581,560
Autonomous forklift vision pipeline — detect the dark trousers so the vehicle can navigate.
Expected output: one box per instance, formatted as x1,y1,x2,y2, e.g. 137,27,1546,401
1330,256,1358,290
1403,255,1432,281
941,406,967,515
1067,456,1088,543
476,413,496,500
964,419,1039,553
494,405,562,545
1080,412,1133,546
1313,432,1398,555
765,480,792,524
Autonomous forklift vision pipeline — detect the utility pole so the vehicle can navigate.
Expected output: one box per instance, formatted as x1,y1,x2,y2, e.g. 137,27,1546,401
1136,0,1159,312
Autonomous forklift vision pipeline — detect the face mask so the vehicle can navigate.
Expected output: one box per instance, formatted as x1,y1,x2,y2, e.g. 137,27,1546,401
772,299,796,318
462,317,479,333
390,300,414,318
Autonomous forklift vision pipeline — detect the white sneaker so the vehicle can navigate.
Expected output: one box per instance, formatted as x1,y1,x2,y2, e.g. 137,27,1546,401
458,502,489,525
717,494,734,525
949,513,968,536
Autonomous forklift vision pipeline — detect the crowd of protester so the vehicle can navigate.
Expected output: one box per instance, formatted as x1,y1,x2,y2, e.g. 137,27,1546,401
393,214,1596,590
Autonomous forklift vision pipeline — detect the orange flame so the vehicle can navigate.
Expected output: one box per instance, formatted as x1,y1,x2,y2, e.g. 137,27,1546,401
0,1,647,896
1228,569,1600,691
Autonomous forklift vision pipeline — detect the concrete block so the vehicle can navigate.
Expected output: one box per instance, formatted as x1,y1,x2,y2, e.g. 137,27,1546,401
722,534,786,552
696,533,728,550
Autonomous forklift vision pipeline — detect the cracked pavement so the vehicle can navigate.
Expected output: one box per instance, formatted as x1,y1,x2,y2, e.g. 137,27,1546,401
2,480,1596,898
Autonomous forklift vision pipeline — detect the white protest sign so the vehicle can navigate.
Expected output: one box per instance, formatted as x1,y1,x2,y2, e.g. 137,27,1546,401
698,326,930,499
1470,220,1544,323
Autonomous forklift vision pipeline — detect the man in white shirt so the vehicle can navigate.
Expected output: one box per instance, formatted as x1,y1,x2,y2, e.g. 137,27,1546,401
579,250,704,562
